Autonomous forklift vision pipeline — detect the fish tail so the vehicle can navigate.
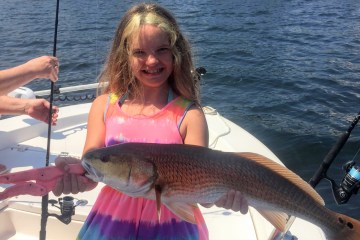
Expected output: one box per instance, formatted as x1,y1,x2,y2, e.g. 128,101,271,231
328,213,360,240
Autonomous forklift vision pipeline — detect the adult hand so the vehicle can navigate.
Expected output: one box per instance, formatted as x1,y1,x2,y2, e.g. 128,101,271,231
53,156,98,196
201,190,249,214
24,98,58,125
26,56,59,82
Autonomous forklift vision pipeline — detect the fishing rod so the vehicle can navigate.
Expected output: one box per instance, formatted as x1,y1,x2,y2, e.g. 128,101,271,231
39,1,86,238
309,112,360,204
39,0,60,239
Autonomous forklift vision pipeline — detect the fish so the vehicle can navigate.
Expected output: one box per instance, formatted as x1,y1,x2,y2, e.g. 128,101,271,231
81,142,360,240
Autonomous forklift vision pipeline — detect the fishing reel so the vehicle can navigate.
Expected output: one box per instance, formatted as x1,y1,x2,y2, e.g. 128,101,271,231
48,196,88,224
329,161,360,205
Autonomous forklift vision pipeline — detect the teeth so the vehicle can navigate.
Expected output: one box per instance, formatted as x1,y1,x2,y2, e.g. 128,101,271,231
145,69,160,74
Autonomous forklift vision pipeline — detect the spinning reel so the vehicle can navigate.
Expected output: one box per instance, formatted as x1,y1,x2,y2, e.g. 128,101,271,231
48,196,88,224
328,161,360,204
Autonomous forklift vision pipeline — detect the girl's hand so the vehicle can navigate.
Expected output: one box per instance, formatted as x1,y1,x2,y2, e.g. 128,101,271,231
53,156,98,196
201,190,249,214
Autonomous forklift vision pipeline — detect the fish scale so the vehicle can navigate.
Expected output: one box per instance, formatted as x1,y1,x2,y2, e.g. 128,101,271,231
82,142,360,240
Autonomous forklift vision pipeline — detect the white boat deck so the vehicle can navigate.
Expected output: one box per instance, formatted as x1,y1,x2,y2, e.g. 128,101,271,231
0,103,325,240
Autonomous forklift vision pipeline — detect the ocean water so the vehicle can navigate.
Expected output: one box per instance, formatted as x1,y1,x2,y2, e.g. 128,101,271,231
1,0,359,220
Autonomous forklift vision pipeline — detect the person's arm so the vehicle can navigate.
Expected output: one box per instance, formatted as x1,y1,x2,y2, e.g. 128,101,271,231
53,94,108,196
0,95,58,125
0,56,59,95
181,105,249,214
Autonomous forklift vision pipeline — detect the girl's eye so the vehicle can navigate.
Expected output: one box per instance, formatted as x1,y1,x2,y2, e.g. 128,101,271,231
132,50,146,57
157,47,170,53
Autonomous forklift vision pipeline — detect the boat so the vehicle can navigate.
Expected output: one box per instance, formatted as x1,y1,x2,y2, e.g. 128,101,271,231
0,85,326,240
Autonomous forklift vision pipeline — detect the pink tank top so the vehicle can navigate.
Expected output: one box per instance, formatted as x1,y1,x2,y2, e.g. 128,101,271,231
105,93,193,146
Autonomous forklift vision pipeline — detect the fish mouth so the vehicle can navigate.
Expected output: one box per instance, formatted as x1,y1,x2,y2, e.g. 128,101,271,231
81,161,104,182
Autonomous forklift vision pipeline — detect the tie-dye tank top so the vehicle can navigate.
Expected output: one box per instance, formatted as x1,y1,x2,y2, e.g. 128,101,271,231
77,93,209,240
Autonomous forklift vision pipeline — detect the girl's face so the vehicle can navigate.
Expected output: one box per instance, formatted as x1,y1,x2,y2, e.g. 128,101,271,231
129,24,174,89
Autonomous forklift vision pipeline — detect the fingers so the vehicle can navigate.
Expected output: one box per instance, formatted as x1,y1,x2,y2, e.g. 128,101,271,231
64,173,78,195
53,174,98,196
52,156,98,196
47,103,58,125
215,190,235,209
51,107,58,125
55,156,81,168
42,100,58,123
43,100,59,126
50,65,59,82
53,156,79,196
48,56,59,82
53,173,80,196
78,176,88,192
53,177,64,196
79,176,98,192
232,191,248,214
30,56,59,82
214,190,249,214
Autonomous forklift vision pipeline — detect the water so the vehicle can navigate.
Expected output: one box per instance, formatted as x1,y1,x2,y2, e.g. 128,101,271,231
1,0,359,220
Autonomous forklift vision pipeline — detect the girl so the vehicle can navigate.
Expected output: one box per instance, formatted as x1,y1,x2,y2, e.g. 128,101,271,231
54,3,247,239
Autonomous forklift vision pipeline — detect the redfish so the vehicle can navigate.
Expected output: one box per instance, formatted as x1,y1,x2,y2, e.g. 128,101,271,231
82,142,360,240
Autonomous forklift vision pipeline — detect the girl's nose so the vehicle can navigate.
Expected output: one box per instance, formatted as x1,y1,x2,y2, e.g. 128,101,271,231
146,54,159,65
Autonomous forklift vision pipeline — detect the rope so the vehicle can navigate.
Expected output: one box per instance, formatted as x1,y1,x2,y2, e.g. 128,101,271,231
203,106,231,148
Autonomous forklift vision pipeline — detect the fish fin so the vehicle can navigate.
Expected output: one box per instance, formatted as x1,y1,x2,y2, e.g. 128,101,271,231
155,185,162,223
164,202,198,224
237,152,325,206
283,215,297,234
257,209,288,232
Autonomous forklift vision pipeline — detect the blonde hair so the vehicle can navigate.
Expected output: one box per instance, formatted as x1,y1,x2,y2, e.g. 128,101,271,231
98,3,200,103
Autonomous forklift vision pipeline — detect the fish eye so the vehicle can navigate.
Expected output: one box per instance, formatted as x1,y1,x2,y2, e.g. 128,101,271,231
100,155,110,162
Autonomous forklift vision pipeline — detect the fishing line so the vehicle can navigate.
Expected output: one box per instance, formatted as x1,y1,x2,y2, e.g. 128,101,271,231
40,0,60,239
349,115,360,163
350,142,360,163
